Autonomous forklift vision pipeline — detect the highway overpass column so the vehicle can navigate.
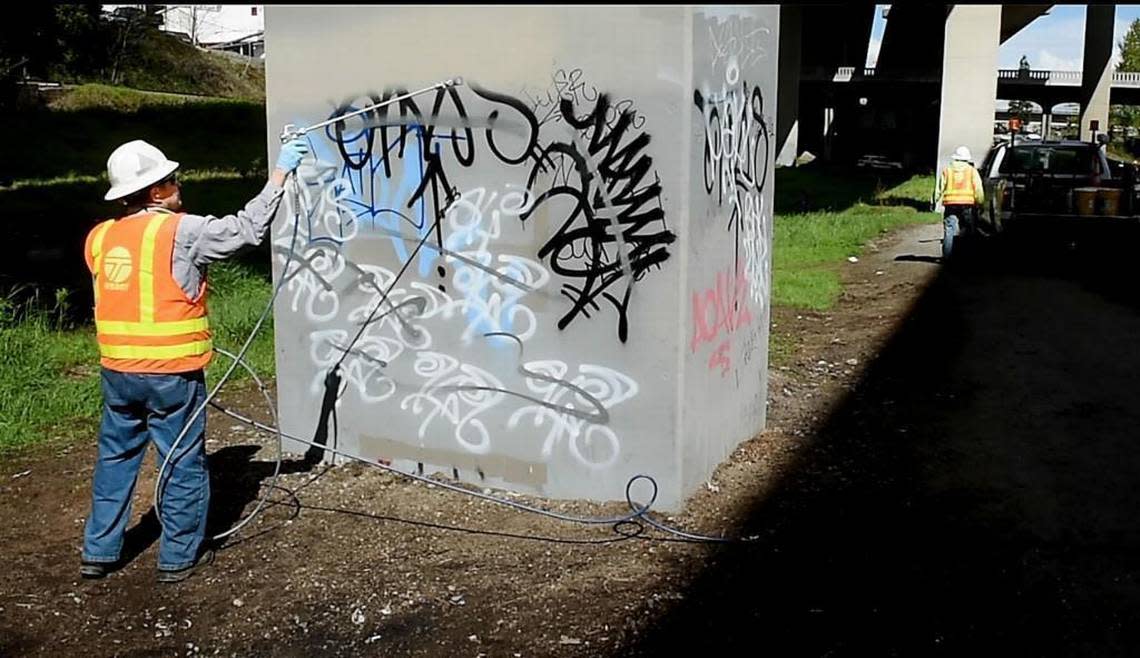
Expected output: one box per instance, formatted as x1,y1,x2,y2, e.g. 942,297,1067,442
936,4,1000,208
1080,4,1115,142
777,5,802,167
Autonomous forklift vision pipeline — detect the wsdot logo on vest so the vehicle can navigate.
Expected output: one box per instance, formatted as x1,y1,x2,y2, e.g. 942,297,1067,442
102,246,133,289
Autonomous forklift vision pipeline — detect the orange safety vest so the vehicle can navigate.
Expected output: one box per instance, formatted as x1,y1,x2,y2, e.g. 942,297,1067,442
941,165,978,205
84,212,212,373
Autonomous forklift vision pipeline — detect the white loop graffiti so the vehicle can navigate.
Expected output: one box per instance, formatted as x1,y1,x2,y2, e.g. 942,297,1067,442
282,157,358,244
708,17,770,71
696,65,771,307
275,83,662,479
345,263,435,351
507,361,639,470
277,245,344,323
401,352,506,454
309,329,399,403
439,187,550,343
320,176,360,243
741,191,770,306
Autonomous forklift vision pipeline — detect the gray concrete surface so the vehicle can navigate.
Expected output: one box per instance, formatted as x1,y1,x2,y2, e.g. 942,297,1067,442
263,5,777,510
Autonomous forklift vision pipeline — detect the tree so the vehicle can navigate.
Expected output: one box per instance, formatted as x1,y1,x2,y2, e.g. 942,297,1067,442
1009,99,1034,121
164,5,221,47
0,5,64,80
104,6,151,85
1119,18,1140,71
53,4,109,81
1112,18,1140,131
0,5,63,107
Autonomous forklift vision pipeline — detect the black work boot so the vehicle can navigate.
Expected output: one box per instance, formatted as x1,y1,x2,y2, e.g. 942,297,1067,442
80,561,114,580
156,549,215,584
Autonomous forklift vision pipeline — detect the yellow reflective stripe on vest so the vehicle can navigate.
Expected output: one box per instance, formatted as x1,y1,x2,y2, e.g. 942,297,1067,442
138,214,167,324
99,339,213,360
90,221,114,302
96,317,210,336
943,167,976,203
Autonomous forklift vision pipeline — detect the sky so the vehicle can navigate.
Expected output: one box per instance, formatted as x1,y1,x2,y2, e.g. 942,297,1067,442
866,4,1140,71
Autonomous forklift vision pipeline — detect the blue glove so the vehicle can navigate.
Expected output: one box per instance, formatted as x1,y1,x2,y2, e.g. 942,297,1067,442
276,138,310,173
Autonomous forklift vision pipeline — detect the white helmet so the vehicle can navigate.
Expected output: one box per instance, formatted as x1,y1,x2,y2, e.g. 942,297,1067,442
952,145,972,162
104,140,180,201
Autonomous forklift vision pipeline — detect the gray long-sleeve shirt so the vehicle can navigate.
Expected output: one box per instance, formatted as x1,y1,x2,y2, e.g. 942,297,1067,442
137,181,285,299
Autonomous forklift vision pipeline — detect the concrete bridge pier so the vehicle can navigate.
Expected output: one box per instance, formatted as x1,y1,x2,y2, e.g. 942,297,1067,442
935,4,1000,185
1081,4,1115,142
777,5,803,167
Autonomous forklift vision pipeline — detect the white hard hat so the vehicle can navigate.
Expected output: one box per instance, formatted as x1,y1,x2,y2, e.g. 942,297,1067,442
104,140,180,201
952,146,972,162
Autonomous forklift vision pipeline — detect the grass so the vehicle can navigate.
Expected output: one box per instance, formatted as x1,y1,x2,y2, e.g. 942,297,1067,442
0,262,276,454
767,329,798,369
3,88,266,186
770,166,939,311
46,29,266,103
0,88,274,454
204,261,277,383
120,30,265,102
46,83,252,112
767,165,938,367
0,287,101,453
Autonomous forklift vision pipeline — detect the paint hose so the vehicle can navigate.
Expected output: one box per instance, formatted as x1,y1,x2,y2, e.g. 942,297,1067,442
153,171,307,542
156,78,468,541
155,127,755,549
208,346,747,544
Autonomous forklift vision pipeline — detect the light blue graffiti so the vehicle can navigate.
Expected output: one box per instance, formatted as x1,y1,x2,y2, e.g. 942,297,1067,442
437,187,546,342
306,116,433,273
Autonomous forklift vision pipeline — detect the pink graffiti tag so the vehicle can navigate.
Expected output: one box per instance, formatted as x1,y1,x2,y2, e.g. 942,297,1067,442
709,340,732,376
690,265,753,375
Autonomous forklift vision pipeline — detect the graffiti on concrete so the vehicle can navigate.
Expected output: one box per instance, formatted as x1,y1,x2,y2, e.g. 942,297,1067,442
693,66,772,308
273,71,664,470
690,264,753,376
526,93,676,343
707,15,771,72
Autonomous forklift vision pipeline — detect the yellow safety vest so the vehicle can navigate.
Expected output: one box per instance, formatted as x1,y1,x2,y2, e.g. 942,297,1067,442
942,165,978,205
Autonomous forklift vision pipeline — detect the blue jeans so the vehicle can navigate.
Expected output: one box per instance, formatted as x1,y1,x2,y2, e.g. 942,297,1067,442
83,368,209,571
942,207,965,259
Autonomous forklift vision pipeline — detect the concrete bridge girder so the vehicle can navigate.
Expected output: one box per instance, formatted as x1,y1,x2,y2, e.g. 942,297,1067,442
1001,4,1054,43
776,4,1122,171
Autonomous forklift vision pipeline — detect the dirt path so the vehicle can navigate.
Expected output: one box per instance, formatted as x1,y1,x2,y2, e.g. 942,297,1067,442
4,221,1140,657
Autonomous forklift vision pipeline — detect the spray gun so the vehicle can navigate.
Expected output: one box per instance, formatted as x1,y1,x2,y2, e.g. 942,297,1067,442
279,77,465,143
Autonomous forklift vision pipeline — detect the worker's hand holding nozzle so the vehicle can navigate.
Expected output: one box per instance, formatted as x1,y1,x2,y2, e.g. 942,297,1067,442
276,138,310,174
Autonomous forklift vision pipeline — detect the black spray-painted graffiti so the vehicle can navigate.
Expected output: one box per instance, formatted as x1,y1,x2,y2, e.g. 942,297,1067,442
524,68,647,131
276,71,663,469
524,94,675,342
317,75,674,343
693,74,771,307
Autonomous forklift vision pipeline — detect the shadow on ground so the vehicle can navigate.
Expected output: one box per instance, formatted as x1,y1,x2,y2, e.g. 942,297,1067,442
774,163,919,215
619,234,1140,657
114,445,321,566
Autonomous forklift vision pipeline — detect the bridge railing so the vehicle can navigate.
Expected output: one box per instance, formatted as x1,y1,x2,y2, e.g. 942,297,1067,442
803,66,1140,88
1114,71,1140,85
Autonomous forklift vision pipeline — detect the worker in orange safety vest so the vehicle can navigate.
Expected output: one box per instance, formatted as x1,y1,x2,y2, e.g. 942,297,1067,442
933,145,985,260
80,136,308,584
